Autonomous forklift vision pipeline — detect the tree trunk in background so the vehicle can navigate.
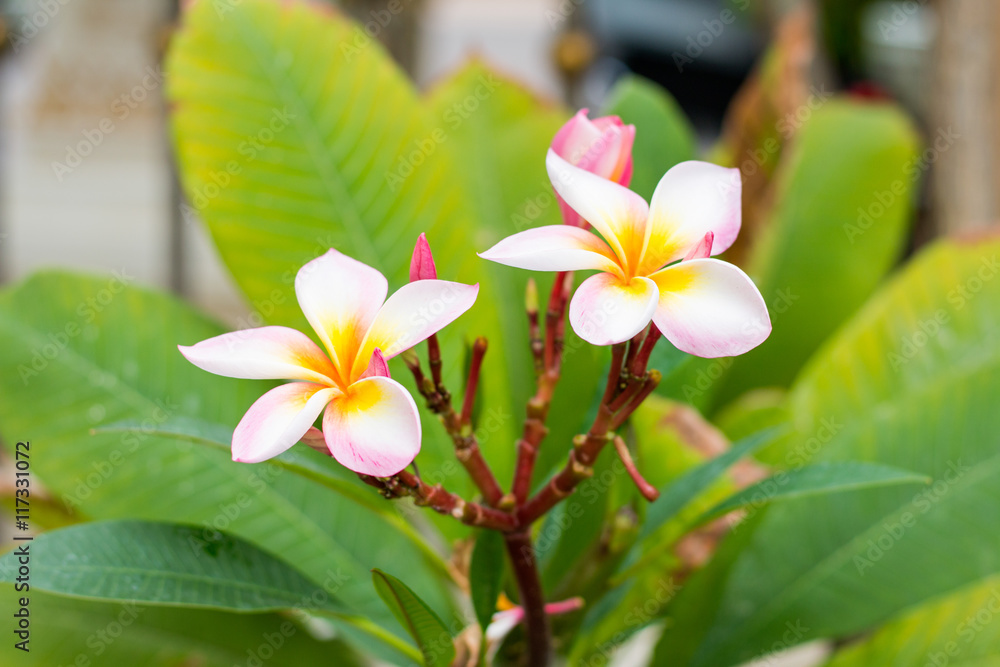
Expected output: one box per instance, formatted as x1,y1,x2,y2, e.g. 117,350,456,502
932,0,1000,234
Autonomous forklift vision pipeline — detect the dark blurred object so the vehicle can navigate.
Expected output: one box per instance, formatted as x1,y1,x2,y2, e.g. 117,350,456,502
583,0,766,134
931,0,1000,235
817,0,878,83
716,4,817,266
340,0,423,76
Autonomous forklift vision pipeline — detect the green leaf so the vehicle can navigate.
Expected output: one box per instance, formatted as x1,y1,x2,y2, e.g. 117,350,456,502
697,462,930,525
658,236,1000,666
0,272,455,637
372,569,456,667
1,589,365,667
469,530,505,633
635,427,783,545
601,74,698,201
611,426,783,587
0,520,346,613
94,416,444,568
708,98,922,409
825,575,1000,666
167,0,497,511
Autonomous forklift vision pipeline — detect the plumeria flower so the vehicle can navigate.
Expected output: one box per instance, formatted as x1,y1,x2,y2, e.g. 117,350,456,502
485,595,583,661
479,151,770,357
551,109,635,227
179,248,478,476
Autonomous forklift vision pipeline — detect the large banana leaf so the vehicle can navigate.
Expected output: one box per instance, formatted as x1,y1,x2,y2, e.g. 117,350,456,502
826,574,1000,666
1,589,365,666
661,99,921,413
0,273,455,644
167,0,515,499
655,236,1000,665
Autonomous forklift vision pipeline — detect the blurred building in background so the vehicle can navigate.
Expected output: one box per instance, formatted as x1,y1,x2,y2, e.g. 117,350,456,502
0,0,996,322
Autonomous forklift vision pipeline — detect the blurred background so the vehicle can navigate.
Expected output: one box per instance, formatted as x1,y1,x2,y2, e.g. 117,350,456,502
0,0,996,322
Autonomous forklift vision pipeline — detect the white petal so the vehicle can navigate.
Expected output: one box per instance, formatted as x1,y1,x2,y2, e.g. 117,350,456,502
478,226,622,276
179,326,339,385
640,161,742,274
232,383,338,463
295,249,387,377
546,150,649,273
323,377,421,476
569,273,658,346
351,280,478,380
650,258,771,358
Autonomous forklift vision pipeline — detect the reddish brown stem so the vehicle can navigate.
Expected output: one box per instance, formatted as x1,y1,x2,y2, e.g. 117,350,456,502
504,531,551,666
427,333,444,392
404,339,504,506
613,435,659,502
518,347,660,526
460,337,488,427
630,324,662,377
511,272,573,505
366,470,516,531
526,279,543,375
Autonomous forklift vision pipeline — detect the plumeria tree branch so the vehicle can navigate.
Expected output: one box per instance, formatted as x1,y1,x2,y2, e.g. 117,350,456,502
511,271,574,504
403,338,506,507
519,331,663,526
357,470,516,531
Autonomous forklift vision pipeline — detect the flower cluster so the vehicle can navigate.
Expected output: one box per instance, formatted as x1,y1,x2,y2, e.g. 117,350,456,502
180,109,769,477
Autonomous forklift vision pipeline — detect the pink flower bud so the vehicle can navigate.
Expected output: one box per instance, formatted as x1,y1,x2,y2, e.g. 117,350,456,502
409,233,437,282
550,109,636,226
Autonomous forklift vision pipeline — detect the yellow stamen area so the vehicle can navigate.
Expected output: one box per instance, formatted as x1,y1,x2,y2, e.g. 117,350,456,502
651,263,697,295
341,377,383,414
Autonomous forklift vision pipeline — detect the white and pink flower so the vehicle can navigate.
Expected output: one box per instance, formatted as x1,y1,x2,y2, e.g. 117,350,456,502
480,150,770,357
179,248,478,476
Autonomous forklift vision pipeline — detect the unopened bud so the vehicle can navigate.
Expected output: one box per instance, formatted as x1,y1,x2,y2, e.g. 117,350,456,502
409,233,437,281
400,348,420,370
525,278,539,315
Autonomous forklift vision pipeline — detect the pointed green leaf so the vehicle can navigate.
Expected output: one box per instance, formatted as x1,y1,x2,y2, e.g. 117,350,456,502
0,272,456,633
93,416,446,570
0,520,346,613
2,589,365,667
709,99,922,408
659,236,1000,666
372,569,456,667
826,575,1000,666
469,530,505,633
697,462,930,525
